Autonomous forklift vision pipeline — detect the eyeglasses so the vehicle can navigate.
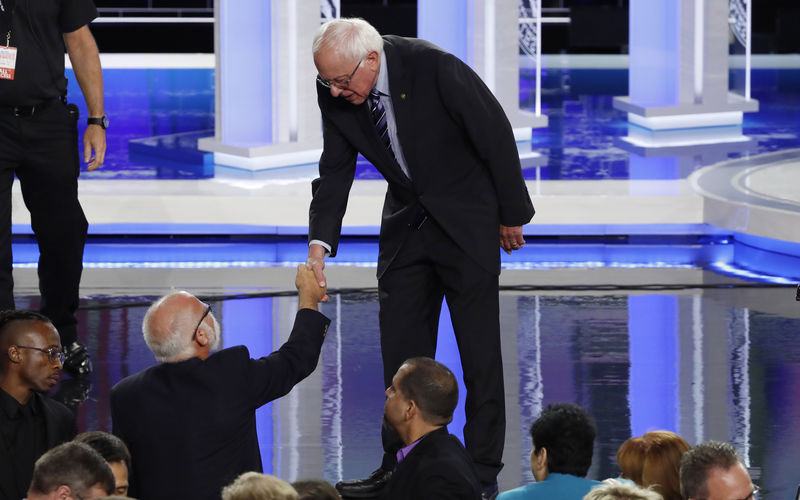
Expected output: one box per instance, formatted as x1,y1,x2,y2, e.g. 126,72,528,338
15,345,65,364
192,303,212,341
316,57,363,89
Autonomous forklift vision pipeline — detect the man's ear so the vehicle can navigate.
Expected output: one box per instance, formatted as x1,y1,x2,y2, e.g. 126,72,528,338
405,399,418,421
6,346,21,364
534,447,548,469
54,484,72,499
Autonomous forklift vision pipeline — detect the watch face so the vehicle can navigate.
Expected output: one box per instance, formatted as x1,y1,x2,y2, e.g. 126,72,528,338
102,116,109,129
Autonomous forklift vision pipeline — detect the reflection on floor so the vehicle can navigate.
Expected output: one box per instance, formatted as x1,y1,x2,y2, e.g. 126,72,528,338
21,260,799,499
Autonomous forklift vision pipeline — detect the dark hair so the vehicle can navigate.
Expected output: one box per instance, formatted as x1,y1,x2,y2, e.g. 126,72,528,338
395,357,458,426
28,441,115,496
0,310,55,369
680,441,744,500
530,403,596,477
0,309,52,334
292,479,341,500
74,431,132,469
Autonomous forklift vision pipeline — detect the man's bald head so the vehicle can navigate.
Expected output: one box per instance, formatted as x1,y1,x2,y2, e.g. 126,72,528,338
143,292,220,363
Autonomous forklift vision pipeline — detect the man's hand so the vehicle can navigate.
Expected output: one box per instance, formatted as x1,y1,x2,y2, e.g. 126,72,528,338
296,265,328,310
84,125,106,171
500,224,525,255
306,243,329,302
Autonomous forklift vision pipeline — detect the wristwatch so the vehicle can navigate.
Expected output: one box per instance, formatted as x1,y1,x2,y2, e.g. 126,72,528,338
87,115,109,129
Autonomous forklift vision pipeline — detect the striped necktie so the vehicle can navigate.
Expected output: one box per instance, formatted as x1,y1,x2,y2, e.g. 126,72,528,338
369,89,395,157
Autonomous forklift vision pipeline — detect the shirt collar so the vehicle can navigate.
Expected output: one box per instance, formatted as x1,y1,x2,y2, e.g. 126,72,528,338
374,49,390,97
0,386,37,419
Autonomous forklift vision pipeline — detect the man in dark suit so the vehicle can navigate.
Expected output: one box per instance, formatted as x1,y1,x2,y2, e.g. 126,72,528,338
110,265,330,500
380,357,481,500
0,310,77,500
307,18,534,498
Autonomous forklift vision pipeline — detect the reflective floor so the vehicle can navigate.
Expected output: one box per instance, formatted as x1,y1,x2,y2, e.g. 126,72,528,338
19,255,798,499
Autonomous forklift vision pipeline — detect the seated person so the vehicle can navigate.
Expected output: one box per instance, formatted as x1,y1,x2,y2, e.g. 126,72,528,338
679,441,757,500
110,265,330,500
75,431,132,496
292,479,342,500
583,479,663,500
222,472,298,500
26,441,115,500
380,357,482,499
617,436,647,485
0,310,77,500
498,403,600,499
639,431,689,500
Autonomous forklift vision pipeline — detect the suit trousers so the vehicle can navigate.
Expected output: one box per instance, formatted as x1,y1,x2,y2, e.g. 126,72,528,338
0,101,88,345
378,216,505,484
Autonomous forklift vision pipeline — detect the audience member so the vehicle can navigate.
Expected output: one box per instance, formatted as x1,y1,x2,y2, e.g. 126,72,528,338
497,403,600,499
110,265,330,500
292,479,341,500
75,431,132,496
379,357,482,499
617,436,647,485
0,310,77,500
222,472,298,500
679,441,757,500
583,479,663,500
26,441,114,500
639,431,690,500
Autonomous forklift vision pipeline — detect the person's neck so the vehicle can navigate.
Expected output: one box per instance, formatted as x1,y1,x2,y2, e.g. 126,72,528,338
402,422,442,446
0,376,33,404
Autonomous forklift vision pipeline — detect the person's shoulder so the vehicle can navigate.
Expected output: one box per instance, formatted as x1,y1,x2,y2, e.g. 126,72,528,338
38,393,72,418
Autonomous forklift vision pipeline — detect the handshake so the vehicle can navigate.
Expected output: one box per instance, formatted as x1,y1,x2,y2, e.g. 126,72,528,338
295,264,329,311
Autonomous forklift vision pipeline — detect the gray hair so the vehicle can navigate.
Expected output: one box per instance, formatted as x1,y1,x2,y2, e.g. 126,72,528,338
584,479,663,500
222,472,298,500
679,441,744,500
312,18,383,62
142,297,186,362
28,442,115,497
142,295,221,362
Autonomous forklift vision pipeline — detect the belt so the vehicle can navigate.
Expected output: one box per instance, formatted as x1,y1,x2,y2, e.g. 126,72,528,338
0,96,64,117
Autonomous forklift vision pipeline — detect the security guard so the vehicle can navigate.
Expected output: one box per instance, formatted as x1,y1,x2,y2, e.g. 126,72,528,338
0,0,106,376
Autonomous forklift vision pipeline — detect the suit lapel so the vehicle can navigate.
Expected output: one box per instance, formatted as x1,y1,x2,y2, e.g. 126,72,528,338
383,39,415,179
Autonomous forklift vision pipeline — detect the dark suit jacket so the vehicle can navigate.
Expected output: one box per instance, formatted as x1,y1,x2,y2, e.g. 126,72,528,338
0,392,76,500
380,427,482,500
110,309,330,500
310,36,535,277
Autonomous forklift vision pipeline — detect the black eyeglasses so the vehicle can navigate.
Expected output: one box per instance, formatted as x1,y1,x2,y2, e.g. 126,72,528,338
15,345,65,364
316,57,363,89
192,304,212,341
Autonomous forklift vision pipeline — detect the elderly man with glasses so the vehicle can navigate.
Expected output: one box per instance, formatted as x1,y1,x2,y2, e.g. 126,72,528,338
0,310,77,500
307,18,535,500
110,265,331,500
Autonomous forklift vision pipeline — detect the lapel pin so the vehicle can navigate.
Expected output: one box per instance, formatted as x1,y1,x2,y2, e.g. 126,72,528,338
400,93,407,100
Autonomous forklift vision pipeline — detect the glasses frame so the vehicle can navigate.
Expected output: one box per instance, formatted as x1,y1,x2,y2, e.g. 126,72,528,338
316,57,364,89
192,304,212,342
15,345,65,364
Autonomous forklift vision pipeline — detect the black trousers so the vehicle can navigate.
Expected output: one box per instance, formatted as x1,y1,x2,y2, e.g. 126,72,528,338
378,217,505,485
0,101,88,346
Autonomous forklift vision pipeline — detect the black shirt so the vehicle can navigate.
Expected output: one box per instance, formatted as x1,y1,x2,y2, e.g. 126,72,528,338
0,387,47,499
0,0,97,105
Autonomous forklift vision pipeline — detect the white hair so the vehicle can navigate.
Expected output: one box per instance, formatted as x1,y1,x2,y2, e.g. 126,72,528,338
142,295,221,362
222,472,298,500
312,18,383,62
584,479,664,500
